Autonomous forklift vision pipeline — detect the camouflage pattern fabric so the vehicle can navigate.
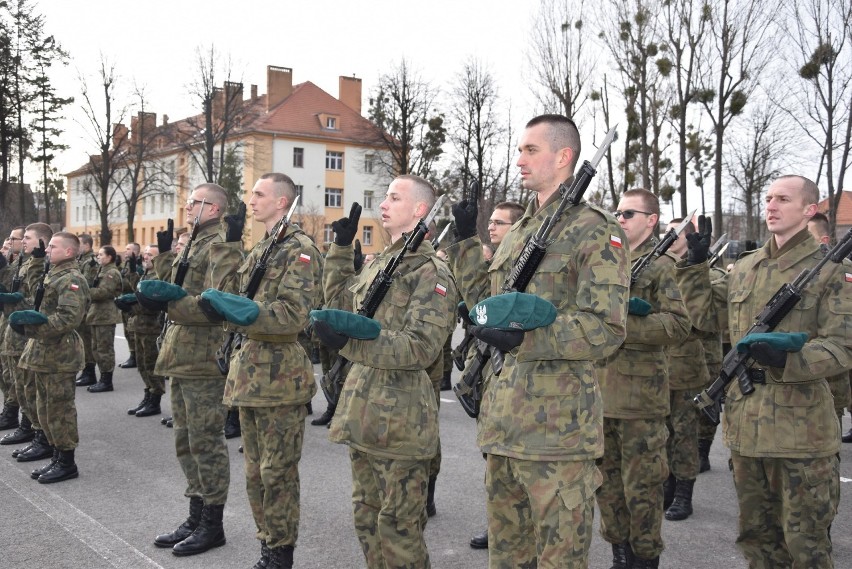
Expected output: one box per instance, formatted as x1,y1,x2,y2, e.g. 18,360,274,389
34,372,77,450
77,251,99,366
128,270,166,394
486,454,601,569
349,447,430,569
426,350,442,480
241,404,307,549
79,323,94,366
667,389,699,479
90,324,116,373
826,372,851,421
441,328,453,377
597,418,668,560
85,264,122,325
0,355,16,407
121,263,141,348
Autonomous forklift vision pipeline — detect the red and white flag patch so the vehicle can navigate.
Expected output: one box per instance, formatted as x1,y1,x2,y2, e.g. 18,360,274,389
610,235,623,248
298,253,311,264
845,272,852,283
70,283,79,291
434,283,447,296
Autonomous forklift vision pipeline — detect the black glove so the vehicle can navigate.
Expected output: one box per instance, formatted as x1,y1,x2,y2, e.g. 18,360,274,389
353,239,364,271
9,322,25,335
135,291,169,312
32,239,46,259
686,215,712,266
225,202,247,243
114,296,138,313
469,326,524,352
747,342,788,368
128,253,138,273
92,276,101,288
89,257,96,267
313,319,349,350
197,296,226,323
157,219,174,253
452,200,478,241
332,203,362,247
457,302,474,326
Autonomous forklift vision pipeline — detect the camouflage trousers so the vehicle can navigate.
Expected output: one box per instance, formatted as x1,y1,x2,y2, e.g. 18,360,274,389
91,324,116,373
428,370,442,480
697,406,719,442
122,312,135,351
0,352,16,406
12,364,41,430
667,389,699,480
79,323,94,365
485,454,601,569
731,451,838,569
241,404,307,549
170,376,229,505
349,447,430,569
133,333,165,395
34,372,78,451
597,417,668,560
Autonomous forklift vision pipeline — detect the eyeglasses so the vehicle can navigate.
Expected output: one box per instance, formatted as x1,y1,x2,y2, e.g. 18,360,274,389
614,209,653,220
488,220,512,227
8,237,21,241
185,198,209,209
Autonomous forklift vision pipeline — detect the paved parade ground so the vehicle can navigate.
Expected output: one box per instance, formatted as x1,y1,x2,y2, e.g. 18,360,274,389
1,326,850,568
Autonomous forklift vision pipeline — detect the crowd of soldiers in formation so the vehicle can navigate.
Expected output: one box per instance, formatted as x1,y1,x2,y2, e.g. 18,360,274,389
0,115,850,569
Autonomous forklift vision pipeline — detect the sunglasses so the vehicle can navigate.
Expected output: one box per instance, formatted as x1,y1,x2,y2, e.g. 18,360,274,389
487,220,512,227
614,209,653,220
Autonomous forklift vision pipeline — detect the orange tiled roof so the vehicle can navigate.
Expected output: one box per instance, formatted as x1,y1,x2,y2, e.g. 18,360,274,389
818,190,852,224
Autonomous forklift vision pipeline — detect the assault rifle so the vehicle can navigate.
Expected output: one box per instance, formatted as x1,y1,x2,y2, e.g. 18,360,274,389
431,222,452,250
453,126,618,418
216,197,300,375
451,303,476,371
707,234,729,269
10,253,23,293
630,211,696,286
320,195,447,406
33,257,50,312
693,226,852,424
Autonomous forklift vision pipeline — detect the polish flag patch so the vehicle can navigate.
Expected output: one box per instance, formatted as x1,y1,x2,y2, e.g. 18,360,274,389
434,283,447,296
70,283,79,291
298,253,311,264
845,273,852,283
610,235,623,248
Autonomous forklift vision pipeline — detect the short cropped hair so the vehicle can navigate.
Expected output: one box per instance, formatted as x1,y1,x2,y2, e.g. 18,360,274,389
54,231,81,256
26,222,53,243
195,183,228,212
79,234,94,247
525,114,582,171
494,201,525,225
776,174,819,205
622,188,661,217
259,172,297,203
396,174,436,211
808,211,830,238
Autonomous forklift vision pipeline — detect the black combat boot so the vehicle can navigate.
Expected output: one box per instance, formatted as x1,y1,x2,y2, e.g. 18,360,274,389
633,555,660,568
136,392,162,417
1,413,32,446
16,429,53,462
252,540,270,569
0,403,20,430
75,363,97,387
698,439,712,473
266,544,294,569
610,541,634,569
662,472,676,510
118,352,137,368
38,449,78,484
665,478,695,521
469,529,488,549
224,408,240,439
171,503,226,556
88,371,114,393
128,390,150,415
426,475,437,517
440,370,451,391
842,428,852,443
165,417,174,428
305,401,313,415
310,403,336,426
31,449,60,479
154,496,204,548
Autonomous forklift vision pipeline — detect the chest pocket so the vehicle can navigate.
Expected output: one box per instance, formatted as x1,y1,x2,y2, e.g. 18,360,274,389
728,289,752,341
783,293,818,336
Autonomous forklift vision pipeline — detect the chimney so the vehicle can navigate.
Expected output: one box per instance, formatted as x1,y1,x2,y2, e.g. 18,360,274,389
339,75,362,115
131,111,156,145
266,65,293,111
130,115,139,145
212,86,224,120
112,123,128,150
162,114,169,126
251,84,257,100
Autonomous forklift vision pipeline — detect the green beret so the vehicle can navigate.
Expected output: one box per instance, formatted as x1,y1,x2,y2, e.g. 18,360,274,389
737,332,808,354
628,297,652,316
116,293,138,304
309,309,381,340
0,292,24,304
199,289,259,326
137,280,187,302
9,310,48,326
470,292,557,331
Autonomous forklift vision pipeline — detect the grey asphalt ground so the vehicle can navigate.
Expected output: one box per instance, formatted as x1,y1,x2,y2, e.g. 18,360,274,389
0,325,850,568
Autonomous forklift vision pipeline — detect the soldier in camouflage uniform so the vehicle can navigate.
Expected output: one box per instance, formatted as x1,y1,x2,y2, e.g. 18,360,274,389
75,234,99,386
446,115,631,569
0,224,52,461
85,246,123,393
146,183,243,557
118,242,142,369
677,175,851,569
596,189,691,569
0,227,25,431
320,175,457,569
215,173,323,569
15,232,90,483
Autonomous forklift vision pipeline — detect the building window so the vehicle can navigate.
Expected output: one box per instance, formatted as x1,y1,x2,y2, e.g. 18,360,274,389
76,206,80,222
365,155,374,174
160,194,166,213
323,224,334,244
325,188,342,208
326,151,344,171
293,147,304,168
326,117,337,129
362,225,373,246
294,185,304,202
363,191,374,210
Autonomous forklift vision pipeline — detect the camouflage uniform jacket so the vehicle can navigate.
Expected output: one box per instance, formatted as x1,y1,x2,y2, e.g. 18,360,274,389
85,264,122,325
121,263,142,293
219,225,323,407
1,255,42,357
325,237,457,461
598,237,691,420
18,258,90,373
0,255,20,343
664,253,711,391
676,228,852,458
446,195,630,461
153,220,243,379
127,269,163,335
78,251,99,286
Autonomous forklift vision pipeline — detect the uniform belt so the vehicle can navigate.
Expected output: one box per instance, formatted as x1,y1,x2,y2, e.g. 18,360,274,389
245,333,298,343
747,368,766,385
